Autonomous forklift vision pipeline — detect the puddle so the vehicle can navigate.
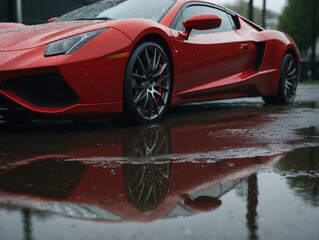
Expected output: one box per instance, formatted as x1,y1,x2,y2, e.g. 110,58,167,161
0,145,318,240
273,146,319,207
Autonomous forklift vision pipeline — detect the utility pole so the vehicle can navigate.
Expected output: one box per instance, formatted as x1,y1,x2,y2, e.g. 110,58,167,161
311,0,317,80
15,0,23,23
262,0,266,28
249,0,254,21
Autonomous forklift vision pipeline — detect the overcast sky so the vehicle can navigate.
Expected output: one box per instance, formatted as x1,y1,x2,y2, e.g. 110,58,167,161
212,0,287,13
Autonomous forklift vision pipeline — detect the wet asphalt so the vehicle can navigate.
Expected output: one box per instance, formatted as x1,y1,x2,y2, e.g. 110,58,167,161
0,83,318,240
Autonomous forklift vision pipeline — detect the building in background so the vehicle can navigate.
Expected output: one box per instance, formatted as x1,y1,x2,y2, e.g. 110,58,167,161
0,0,98,25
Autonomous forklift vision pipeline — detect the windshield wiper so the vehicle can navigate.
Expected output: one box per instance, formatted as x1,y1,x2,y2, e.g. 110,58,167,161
72,17,113,21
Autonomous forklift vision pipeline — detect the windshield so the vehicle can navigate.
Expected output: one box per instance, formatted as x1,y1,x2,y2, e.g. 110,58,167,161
56,0,176,23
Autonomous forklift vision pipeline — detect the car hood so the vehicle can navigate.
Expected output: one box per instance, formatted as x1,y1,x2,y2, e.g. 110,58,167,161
0,21,112,51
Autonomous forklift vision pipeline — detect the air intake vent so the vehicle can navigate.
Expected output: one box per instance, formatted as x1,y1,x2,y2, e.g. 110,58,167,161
1,74,79,107
254,42,266,71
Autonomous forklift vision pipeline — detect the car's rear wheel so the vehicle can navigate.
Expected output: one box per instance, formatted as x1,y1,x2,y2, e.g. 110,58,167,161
263,53,298,105
123,42,172,124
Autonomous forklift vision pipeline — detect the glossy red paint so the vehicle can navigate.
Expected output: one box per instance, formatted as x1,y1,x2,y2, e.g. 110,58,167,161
183,14,222,31
0,23,25,30
0,0,300,120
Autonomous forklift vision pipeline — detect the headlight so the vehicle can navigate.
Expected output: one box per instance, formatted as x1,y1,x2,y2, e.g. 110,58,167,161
44,28,108,57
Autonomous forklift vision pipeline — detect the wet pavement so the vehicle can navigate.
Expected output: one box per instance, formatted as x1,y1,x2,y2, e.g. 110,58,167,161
0,84,318,240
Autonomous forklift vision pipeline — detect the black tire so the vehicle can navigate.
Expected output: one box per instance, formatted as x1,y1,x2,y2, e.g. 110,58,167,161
262,53,298,105
123,42,172,124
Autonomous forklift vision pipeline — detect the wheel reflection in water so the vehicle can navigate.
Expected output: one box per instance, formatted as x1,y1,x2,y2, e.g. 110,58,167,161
123,125,171,211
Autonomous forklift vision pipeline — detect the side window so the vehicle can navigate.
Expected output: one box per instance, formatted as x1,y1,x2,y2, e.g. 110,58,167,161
175,5,234,34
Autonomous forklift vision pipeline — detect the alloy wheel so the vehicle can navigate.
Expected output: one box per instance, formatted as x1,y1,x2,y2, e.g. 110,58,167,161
283,55,298,103
124,42,172,124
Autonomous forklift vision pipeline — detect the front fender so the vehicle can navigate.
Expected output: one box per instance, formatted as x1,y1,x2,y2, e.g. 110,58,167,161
109,19,172,44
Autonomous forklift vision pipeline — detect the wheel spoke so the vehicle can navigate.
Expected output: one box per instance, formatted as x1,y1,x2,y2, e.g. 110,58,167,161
152,178,157,204
286,75,297,82
145,129,158,154
137,182,145,201
151,93,160,114
132,73,147,82
154,75,170,91
287,59,293,72
153,167,170,179
137,56,147,74
288,68,297,77
142,134,150,156
152,89,164,103
132,170,146,193
152,48,157,72
285,60,290,73
145,49,151,73
147,96,153,118
131,80,145,90
151,130,160,152
155,53,162,71
143,184,154,207
134,146,145,157
154,135,167,154
156,92,165,106
154,89,161,96
141,92,150,114
153,63,167,78
134,89,147,104
285,82,292,92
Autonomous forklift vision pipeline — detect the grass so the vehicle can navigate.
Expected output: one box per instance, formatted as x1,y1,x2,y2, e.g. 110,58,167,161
300,80,319,85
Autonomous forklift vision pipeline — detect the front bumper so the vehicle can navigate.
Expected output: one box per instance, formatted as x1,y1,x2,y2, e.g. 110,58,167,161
0,26,134,118
1,72,79,108
0,48,130,118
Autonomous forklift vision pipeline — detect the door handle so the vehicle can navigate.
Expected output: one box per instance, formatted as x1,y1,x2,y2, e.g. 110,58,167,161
240,43,250,50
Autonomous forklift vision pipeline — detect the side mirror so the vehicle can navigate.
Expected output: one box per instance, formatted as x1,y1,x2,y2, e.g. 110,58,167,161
183,14,222,38
47,17,58,23
181,194,222,213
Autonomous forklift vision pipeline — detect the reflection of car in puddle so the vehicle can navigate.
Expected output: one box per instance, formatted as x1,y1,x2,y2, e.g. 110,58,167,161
0,110,288,222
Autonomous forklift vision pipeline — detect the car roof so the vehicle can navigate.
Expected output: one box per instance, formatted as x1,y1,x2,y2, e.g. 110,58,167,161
174,0,229,11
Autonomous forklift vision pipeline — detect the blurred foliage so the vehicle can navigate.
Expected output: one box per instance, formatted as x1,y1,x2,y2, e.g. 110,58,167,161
301,80,319,85
278,0,319,55
224,0,279,27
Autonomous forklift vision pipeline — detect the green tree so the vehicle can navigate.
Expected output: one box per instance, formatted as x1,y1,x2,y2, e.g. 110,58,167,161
225,0,279,28
278,0,319,55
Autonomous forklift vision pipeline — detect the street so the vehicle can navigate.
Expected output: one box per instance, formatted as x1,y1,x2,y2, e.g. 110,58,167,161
0,83,318,240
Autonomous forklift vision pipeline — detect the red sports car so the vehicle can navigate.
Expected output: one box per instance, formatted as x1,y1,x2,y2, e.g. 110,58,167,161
0,0,300,124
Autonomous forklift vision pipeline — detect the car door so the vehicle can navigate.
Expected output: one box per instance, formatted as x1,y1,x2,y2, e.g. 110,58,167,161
171,4,256,97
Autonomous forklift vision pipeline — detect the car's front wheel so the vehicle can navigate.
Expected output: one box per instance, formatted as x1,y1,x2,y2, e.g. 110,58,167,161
123,42,172,124
263,53,298,105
